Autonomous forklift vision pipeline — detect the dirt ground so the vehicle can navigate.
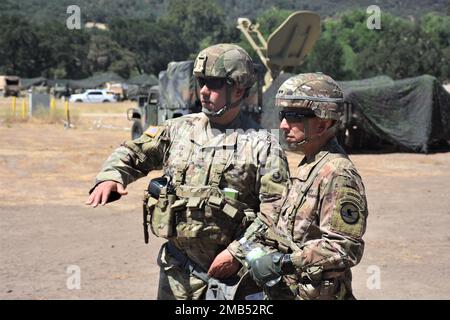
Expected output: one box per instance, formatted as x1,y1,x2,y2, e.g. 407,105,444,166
1,97,449,300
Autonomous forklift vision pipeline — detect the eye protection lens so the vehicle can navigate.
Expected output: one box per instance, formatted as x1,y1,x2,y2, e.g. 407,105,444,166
279,110,315,122
197,77,226,90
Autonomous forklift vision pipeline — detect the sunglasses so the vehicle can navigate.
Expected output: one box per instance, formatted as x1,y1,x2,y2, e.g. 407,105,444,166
197,77,226,90
279,110,316,122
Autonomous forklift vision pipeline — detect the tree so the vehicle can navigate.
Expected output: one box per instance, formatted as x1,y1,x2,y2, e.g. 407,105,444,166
162,0,228,55
87,32,137,78
299,27,350,80
36,21,91,79
353,13,443,80
420,13,450,81
0,16,46,77
110,18,190,75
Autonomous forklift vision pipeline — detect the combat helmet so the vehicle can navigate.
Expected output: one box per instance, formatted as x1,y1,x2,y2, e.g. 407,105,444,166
193,43,256,89
275,73,344,120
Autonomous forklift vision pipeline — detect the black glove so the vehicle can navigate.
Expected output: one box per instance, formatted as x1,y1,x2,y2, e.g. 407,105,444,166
249,253,295,287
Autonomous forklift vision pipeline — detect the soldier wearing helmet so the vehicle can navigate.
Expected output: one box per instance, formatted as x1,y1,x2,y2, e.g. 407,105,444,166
229,73,368,299
86,44,289,300
193,43,256,120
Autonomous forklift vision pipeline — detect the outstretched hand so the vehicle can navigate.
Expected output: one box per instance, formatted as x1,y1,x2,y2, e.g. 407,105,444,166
85,181,128,207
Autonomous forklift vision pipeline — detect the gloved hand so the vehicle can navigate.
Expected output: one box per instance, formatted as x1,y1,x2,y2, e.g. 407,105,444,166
249,252,294,287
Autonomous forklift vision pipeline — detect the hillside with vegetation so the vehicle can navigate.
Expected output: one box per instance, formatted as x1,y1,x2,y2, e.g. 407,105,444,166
0,0,449,82
1,0,448,22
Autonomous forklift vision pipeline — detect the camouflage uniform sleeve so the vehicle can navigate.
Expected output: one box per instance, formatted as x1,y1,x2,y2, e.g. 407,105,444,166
228,132,289,262
94,124,170,188
290,165,368,274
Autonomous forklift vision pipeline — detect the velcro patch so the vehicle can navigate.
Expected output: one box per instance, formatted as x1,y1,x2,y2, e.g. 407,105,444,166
144,126,162,138
331,187,366,238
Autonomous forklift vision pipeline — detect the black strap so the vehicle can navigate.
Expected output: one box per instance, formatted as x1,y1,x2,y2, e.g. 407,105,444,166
166,241,210,283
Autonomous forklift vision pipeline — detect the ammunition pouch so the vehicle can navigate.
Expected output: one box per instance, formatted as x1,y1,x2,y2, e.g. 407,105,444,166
174,185,250,244
144,177,179,239
149,192,180,238
144,183,253,243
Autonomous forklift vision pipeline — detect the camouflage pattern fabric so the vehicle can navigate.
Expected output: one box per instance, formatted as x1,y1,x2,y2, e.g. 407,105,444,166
229,138,368,300
193,43,256,89
156,243,207,300
275,73,344,120
93,111,289,300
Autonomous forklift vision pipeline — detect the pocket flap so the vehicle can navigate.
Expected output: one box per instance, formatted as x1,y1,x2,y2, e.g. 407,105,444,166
187,197,204,208
223,203,238,219
171,199,188,210
208,196,223,208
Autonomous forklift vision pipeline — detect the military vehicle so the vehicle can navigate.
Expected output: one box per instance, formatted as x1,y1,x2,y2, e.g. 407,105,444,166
127,11,321,139
127,85,159,139
0,75,21,97
126,60,265,139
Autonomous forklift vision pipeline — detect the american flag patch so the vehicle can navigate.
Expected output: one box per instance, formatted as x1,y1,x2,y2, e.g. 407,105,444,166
144,126,161,138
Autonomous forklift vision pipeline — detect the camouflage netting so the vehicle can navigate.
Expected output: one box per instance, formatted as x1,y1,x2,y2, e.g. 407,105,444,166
342,75,450,153
339,75,394,90
262,74,450,153
126,74,158,86
20,77,48,89
68,72,125,89
21,72,126,90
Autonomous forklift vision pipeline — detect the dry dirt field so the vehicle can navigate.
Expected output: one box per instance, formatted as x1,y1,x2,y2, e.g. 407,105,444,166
1,97,449,300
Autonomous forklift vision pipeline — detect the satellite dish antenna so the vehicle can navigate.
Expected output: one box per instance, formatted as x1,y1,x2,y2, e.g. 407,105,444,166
237,11,321,89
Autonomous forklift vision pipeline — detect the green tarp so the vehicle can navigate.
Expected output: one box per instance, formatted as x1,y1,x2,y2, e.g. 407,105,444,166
261,74,450,153
22,72,126,90
126,74,158,86
158,61,197,111
342,75,450,153
68,72,125,89
20,77,48,89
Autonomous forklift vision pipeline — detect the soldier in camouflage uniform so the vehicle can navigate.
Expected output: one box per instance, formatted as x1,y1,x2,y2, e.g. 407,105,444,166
86,44,289,300
228,73,368,300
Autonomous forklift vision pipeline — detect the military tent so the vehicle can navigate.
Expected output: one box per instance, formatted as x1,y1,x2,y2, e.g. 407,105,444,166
261,74,450,153
341,75,450,153
68,72,125,89
126,74,158,87
20,77,48,89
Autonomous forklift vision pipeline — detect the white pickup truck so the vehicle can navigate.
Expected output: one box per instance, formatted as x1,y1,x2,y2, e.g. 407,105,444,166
69,89,117,103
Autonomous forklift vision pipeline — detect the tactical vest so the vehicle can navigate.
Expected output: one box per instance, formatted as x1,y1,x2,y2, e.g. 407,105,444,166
145,131,253,245
257,152,344,254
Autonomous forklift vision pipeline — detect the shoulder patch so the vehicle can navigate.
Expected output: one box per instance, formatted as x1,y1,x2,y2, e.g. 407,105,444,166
340,201,360,224
144,126,162,138
330,187,367,238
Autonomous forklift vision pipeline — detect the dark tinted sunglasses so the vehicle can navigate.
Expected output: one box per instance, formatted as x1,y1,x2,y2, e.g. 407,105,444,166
197,77,226,90
279,110,316,122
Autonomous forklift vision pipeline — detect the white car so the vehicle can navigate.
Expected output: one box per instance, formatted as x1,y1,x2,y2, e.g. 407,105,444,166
69,89,118,103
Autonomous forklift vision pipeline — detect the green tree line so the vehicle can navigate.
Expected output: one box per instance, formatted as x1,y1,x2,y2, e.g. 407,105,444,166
0,0,448,82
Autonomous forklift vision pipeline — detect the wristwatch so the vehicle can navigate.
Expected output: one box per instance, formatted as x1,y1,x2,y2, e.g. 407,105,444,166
280,254,295,274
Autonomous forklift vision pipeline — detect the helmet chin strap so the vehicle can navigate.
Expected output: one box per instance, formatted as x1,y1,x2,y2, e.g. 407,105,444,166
201,98,244,117
285,119,340,150
295,117,311,146
202,81,244,118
